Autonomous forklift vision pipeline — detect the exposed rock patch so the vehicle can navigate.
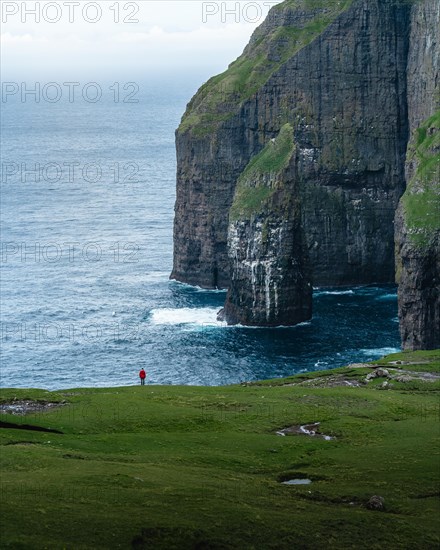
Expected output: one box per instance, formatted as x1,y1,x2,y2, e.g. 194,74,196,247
366,495,385,511
276,422,333,440
366,368,440,384
0,400,66,416
365,368,390,381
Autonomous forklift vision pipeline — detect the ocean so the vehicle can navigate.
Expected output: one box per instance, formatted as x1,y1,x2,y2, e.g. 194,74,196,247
0,75,400,390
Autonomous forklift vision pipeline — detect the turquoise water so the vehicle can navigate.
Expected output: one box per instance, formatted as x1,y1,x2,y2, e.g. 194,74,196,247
0,76,400,390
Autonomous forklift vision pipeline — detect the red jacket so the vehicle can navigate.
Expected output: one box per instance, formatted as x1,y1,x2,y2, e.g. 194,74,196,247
139,369,146,379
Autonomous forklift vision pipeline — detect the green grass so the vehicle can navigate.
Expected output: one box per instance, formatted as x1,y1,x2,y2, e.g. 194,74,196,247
229,124,295,221
243,124,295,176
179,0,353,135
402,111,440,247
371,349,440,371
1,350,439,549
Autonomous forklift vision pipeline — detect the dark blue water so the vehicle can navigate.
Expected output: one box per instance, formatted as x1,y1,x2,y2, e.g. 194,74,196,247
0,76,400,390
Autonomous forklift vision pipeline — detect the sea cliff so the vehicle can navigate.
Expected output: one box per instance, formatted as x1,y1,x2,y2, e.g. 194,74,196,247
172,0,439,346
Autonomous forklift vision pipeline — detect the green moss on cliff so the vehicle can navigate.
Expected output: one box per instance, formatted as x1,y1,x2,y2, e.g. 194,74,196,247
229,124,295,221
179,0,353,135
243,123,295,176
402,111,440,247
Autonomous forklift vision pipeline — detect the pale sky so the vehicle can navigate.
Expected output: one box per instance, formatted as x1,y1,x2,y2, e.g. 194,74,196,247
1,1,281,79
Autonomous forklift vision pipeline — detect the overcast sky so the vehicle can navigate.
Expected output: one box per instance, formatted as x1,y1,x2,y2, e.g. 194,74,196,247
1,1,280,79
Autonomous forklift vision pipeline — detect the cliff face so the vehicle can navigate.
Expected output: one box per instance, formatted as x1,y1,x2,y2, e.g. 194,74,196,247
172,0,409,293
172,0,439,336
263,0,409,288
395,0,440,350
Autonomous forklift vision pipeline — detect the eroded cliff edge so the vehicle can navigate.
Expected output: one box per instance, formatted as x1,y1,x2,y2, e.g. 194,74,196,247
172,0,439,344
395,0,440,350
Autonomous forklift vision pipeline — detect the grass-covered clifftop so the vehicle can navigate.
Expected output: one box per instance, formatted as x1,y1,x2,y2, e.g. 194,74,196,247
179,0,353,135
1,350,439,549
229,123,295,221
402,110,440,247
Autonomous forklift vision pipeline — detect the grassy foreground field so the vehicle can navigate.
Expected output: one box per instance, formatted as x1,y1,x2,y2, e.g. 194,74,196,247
1,350,439,549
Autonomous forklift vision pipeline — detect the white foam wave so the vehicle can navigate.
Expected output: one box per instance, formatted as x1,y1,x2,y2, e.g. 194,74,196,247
233,320,312,329
150,307,224,326
315,290,355,296
169,280,226,293
150,308,312,329
375,293,397,300
145,271,171,281
360,347,400,357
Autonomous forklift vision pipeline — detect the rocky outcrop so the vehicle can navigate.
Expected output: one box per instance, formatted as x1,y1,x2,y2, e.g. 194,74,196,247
395,0,440,350
172,0,439,335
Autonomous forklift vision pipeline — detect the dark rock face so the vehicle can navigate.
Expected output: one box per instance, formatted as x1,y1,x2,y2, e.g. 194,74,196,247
395,113,440,350
394,0,440,351
405,0,440,132
221,213,312,326
246,1,410,287
172,0,438,334
172,0,410,293
172,121,249,289
395,212,440,350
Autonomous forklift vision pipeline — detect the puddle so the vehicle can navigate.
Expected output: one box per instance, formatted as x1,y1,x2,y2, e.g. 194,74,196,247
276,422,334,440
281,479,312,485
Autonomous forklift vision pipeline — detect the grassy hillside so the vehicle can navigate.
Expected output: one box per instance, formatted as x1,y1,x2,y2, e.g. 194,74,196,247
179,0,353,135
1,350,439,549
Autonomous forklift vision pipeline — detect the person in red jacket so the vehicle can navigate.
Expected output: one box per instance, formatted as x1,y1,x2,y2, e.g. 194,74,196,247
139,368,146,385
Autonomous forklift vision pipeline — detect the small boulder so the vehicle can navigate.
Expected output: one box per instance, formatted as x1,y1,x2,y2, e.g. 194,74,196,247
376,368,390,378
395,375,413,383
366,495,385,511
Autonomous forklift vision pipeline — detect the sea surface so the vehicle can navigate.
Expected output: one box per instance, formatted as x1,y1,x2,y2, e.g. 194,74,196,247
0,76,400,390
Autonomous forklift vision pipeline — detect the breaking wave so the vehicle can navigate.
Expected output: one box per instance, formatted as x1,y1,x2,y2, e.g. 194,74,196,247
150,307,224,326
315,290,355,296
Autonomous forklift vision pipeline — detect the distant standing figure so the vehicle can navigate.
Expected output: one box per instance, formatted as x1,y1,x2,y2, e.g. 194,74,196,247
139,368,146,385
